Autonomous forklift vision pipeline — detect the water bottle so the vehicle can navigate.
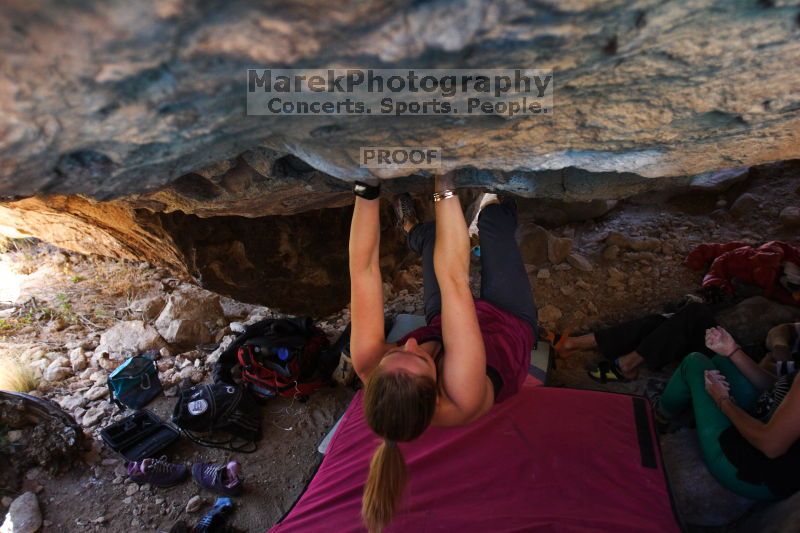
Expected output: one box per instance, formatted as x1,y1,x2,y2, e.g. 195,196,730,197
275,347,290,362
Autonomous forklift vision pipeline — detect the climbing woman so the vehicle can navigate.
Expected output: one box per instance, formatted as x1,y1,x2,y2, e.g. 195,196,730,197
348,172,537,531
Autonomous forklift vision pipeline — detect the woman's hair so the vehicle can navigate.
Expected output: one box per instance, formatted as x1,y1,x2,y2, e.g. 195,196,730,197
361,368,437,532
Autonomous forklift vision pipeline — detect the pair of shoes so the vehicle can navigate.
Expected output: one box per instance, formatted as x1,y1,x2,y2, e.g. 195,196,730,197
192,461,243,497
587,360,631,383
127,456,188,487
193,497,235,533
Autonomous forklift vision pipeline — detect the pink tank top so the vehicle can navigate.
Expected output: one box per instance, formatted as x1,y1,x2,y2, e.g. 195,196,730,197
395,299,535,403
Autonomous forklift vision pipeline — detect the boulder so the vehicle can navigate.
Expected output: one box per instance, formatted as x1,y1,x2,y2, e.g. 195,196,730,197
689,167,749,192
538,305,562,325
130,295,167,322
661,428,754,526
43,361,72,382
547,234,573,265
82,404,111,427
778,206,800,228
729,193,759,218
155,285,224,348
518,225,549,266
0,492,42,533
566,253,593,273
716,296,800,347
69,347,87,372
94,320,166,360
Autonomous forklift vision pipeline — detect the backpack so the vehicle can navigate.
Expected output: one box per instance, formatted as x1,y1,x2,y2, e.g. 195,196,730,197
213,317,336,400
171,381,262,453
107,353,162,410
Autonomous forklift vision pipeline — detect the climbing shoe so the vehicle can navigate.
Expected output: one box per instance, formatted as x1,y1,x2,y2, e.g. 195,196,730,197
126,456,188,487
465,192,499,238
193,497,234,533
587,360,630,383
392,193,418,234
192,461,243,497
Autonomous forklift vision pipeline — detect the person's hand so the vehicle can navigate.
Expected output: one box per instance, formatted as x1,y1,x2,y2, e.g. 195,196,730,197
705,326,738,356
704,370,732,409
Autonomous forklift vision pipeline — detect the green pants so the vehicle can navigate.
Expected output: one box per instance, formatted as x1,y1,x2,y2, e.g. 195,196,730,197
658,353,775,500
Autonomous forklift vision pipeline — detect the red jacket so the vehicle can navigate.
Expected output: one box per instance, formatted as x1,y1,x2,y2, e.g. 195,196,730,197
685,241,800,306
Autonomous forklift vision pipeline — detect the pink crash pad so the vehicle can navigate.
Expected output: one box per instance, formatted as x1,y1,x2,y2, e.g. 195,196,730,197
271,377,681,532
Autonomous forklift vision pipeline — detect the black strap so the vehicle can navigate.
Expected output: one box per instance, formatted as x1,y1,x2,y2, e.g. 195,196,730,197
632,397,657,469
179,429,258,454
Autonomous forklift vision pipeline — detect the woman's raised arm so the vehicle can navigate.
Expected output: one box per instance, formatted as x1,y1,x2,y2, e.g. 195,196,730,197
349,188,387,380
432,173,491,424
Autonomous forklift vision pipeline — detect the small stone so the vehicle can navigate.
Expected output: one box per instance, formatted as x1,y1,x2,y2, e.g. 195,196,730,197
547,234,573,264
566,252,593,272
7,430,23,443
538,305,563,324
126,484,139,496
779,206,800,227
1,497,12,507
185,495,203,513
1,492,42,533
729,193,759,218
69,347,88,372
602,245,620,261
536,269,550,280
82,405,109,427
84,385,109,401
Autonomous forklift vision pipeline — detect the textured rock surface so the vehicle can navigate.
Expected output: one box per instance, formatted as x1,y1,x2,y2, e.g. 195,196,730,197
1,0,799,200
0,0,798,311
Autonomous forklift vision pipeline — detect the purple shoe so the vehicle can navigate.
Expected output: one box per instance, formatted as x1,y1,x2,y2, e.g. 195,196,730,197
127,456,188,487
192,461,243,496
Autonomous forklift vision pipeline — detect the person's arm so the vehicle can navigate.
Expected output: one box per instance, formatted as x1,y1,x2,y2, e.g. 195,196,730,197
766,323,796,362
706,326,775,391
431,173,492,424
349,188,387,380
709,373,800,459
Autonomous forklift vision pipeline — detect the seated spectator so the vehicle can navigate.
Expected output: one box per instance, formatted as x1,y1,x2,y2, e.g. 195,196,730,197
656,326,800,500
549,302,717,382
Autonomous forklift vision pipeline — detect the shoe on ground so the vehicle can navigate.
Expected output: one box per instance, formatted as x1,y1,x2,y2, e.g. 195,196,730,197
126,456,188,488
192,461,243,497
192,497,234,533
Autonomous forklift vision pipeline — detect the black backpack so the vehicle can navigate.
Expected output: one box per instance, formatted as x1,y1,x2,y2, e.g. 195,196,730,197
213,317,341,400
171,382,262,453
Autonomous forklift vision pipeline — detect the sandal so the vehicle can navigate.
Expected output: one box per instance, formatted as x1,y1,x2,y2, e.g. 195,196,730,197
588,360,629,383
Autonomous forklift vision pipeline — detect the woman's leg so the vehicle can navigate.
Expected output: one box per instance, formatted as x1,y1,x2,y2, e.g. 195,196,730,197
592,315,667,360
658,353,773,499
476,199,537,332
636,303,717,370
407,222,442,324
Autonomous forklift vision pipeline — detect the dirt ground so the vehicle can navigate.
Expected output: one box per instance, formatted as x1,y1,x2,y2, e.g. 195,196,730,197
1,161,799,531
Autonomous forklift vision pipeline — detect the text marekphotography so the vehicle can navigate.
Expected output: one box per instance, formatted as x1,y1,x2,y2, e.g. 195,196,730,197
247,69,553,118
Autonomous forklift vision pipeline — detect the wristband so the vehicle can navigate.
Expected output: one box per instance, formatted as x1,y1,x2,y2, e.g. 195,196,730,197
353,181,381,200
725,346,741,358
716,396,733,410
432,189,456,202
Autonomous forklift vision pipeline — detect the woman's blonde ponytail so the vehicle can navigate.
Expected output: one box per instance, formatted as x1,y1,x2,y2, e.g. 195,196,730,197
362,368,437,531
362,440,407,532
